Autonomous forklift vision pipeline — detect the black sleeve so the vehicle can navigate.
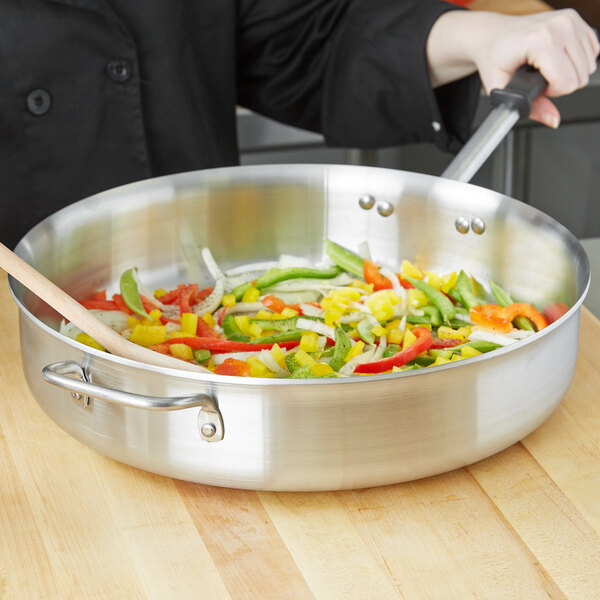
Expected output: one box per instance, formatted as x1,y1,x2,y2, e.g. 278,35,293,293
237,0,481,153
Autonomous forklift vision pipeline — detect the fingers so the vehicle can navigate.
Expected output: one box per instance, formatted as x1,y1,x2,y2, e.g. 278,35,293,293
528,9,598,97
529,95,560,129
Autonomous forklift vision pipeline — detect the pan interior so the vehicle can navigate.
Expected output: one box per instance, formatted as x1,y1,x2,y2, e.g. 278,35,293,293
12,164,589,330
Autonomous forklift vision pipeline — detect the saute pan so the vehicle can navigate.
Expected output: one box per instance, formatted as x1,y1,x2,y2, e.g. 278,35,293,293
8,160,589,490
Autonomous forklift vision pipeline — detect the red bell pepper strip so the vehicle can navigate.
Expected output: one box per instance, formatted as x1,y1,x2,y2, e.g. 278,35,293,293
165,337,300,353
215,358,252,377
148,343,171,355
196,318,221,338
141,295,160,314
192,286,213,305
543,302,569,324
90,289,107,300
112,293,134,315
179,284,198,316
354,327,433,374
429,337,463,349
363,260,393,291
159,285,186,305
79,299,119,310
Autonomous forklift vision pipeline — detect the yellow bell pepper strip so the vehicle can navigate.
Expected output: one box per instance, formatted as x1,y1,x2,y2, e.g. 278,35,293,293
165,337,300,353
469,303,548,333
231,264,342,301
354,326,433,374
489,281,534,331
324,239,365,278
403,275,456,323
328,326,353,372
120,268,152,319
456,270,480,310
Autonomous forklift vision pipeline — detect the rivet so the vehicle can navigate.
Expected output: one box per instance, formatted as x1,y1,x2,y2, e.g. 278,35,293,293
358,194,375,210
377,201,394,217
432,121,441,132
455,216,470,234
200,423,217,438
471,217,486,235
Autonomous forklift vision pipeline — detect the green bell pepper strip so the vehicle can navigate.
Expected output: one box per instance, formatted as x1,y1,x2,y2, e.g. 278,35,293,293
407,305,442,327
357,319,376,344
328,326,353,371
456,270,480,310
403,275,456,323
489,281,534,331
250,316,298,331
192,349,211,364
231,264,342,301
290,366,338,379
324,239,365,278
120,268,152,319
451,340,502,353
250,329,304,344
221,314,250,341
382,343,402,358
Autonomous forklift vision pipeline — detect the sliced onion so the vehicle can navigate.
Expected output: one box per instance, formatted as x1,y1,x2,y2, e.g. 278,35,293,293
357,240,372,261
59,319,82,340
265,273,353,293
258,350,289,377
373,335,387,360
338,346,376,376
193,277,224,316
225,261,278,277
468,329,518,346
296,317,336,340
298,303,325,318
339,311,372,324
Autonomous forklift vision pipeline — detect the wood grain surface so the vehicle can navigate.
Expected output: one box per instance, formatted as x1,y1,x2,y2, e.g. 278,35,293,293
2,267,600,599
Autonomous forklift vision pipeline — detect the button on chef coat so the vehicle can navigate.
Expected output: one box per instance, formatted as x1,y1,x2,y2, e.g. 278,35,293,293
0,0,479,248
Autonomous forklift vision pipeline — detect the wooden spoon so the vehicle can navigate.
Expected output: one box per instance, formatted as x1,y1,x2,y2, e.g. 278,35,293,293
0,242,211,374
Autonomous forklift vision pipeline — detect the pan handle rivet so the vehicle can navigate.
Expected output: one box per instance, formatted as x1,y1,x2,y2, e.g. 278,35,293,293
200,423,217,438
455,216,470,234
471,217,486,235
358,194,375,210
377,201,394,217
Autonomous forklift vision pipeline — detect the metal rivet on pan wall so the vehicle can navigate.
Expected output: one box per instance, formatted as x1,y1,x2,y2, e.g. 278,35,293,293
358,194,375,210
200,422,217,439
377,201,394,217
471,217,486,235
455,216,470,234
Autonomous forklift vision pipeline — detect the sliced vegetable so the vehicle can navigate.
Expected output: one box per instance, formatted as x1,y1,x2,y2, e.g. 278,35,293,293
456,271,479,310
324,239,365,278
354,326,433,374
403,275,456,323
328,326,353,372
120,268,152,319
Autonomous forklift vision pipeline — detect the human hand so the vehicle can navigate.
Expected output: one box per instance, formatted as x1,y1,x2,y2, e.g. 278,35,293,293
474,9,599,128
427,9,599,128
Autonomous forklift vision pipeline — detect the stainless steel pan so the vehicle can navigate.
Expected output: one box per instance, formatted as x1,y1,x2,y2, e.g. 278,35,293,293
9,162,589,490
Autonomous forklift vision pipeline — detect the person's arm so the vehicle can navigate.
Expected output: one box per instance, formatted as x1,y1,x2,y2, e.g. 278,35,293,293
426,9,600,128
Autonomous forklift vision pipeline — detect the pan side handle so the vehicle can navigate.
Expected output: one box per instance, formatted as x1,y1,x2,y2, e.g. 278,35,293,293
41,360,224,442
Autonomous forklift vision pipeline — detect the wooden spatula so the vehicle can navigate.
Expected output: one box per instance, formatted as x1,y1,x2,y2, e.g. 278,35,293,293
0,241,211,374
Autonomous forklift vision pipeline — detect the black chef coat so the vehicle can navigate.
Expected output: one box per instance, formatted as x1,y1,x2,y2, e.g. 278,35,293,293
0,0,480,248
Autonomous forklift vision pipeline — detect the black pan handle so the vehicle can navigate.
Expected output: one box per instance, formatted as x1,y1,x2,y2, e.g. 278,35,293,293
489,64,547,117
491,27,600,117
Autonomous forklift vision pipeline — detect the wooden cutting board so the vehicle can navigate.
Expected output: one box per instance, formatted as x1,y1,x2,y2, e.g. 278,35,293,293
1,268,600,599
